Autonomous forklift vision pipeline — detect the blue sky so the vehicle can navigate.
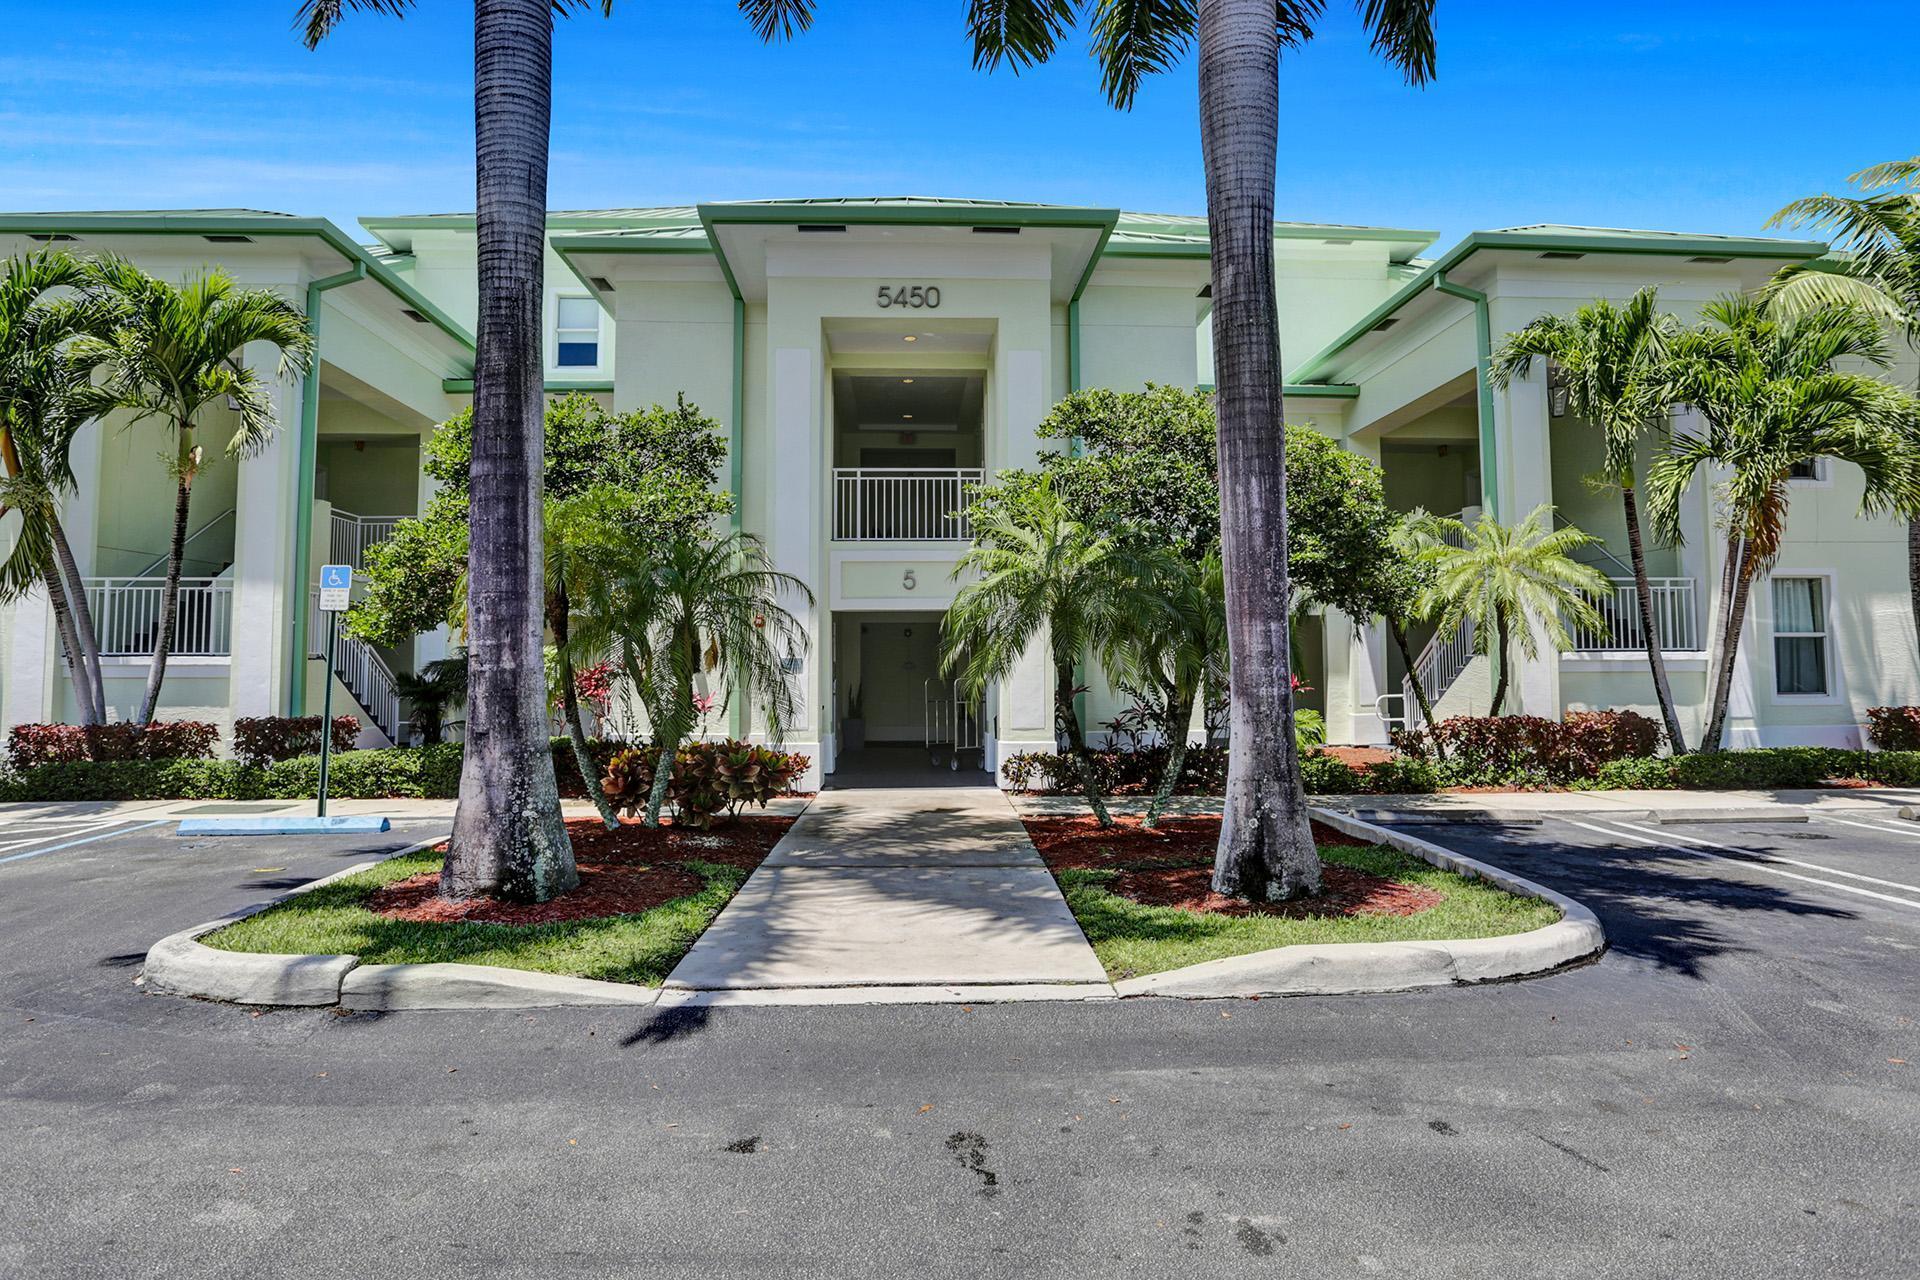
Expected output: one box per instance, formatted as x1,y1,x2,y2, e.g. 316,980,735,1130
3,2,1912,251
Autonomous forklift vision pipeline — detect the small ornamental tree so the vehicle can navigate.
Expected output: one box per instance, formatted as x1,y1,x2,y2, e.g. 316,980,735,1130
349,392,730,647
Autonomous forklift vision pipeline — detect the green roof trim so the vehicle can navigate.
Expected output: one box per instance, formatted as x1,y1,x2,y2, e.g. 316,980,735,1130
1289,226,1831,385
441,377,614,395
1197,382,1362,398
0,211,476,356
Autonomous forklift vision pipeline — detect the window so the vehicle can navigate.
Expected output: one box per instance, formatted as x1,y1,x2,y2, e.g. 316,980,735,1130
1772,576,1829,695
1789,458,1825,481
554,295,599,367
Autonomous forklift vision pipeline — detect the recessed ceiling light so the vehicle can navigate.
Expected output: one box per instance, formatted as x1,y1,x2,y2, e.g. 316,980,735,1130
902,414,914,420
901,378,915,384
903,335,917,342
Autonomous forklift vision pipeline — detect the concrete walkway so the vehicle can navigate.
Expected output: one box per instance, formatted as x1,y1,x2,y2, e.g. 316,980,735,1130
663,787,1110,1001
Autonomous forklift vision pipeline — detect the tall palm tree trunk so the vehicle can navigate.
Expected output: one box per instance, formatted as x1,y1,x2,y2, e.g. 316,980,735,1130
1056,661,1113,827
1489,617,1515,717
1621,486,1687,753
1142,689,1194,830
444,0,577,902
1199,0,1319,901
135,464,192,726
40,565,96,725
1700,533,1745,752
551,581,619,831
50,517,107,724
1387,617,1444,758
1702,538,1756,753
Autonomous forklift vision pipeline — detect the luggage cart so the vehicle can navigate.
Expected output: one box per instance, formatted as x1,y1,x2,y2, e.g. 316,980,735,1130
924,679,983,771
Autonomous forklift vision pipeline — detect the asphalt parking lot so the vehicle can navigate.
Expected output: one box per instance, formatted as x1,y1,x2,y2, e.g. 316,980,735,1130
1,807,1916,1279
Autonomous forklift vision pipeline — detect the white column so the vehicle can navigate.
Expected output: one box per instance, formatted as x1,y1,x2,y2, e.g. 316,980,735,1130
1492,363,1560,717
991,344,1056,779
3,589,55,731
767,341,824,787
228,345,304,718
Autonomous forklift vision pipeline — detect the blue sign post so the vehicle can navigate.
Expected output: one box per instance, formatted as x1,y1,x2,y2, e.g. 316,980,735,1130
314,564,354,818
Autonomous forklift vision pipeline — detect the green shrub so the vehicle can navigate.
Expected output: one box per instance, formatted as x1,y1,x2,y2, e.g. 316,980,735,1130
1860,750,1920,785
1297,750,1439,795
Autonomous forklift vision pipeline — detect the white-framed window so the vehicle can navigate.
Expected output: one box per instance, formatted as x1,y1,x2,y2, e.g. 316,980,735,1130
554,295,600,368
1771,575,1830,696
1788,457,1829,485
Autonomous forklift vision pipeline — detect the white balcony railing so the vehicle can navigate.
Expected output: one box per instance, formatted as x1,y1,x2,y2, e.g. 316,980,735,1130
82,577,234,657
329,509,403,572
1572,577,1698,652
832,468,981,541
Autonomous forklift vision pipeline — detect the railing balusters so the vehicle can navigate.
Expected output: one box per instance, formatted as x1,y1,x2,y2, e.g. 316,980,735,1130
829,468,981,541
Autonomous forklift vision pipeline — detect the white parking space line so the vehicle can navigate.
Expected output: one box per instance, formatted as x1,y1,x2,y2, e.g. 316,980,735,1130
1611,819,1920,896
0,819,168,865
1812,814,1920,841
1558,817,1920,912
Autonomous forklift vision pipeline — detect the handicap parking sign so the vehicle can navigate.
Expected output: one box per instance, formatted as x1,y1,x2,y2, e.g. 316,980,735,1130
318,564,353,611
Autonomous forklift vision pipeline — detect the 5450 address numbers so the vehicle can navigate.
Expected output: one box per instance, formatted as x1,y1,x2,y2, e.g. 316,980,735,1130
876,285,940,309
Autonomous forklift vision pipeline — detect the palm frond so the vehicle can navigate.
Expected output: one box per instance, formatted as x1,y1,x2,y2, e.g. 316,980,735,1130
1354,0,1436,85
739,0,816,43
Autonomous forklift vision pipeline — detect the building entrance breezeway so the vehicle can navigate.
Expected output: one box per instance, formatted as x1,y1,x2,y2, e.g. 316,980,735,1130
829,611,991,788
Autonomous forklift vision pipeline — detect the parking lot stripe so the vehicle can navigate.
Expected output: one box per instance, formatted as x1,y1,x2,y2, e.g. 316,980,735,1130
1559,818,1920,912
0,819,167,865
1612,819,1920,897
1813,814,1920,841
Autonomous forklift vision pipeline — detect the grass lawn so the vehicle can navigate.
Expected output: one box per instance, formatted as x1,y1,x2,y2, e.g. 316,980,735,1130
204,817,789,985
1028,816,1559,981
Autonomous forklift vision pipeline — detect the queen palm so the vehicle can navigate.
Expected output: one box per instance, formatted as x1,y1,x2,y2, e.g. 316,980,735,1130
1769,159,1920,644
1099,547,1226,829
0,251,114,724
1492,288,1688,752
1646,295,1920,752
83,257,312,727
1417,507,1611,718
571,529,809,829
754,1,1436,901
943,478,1138,829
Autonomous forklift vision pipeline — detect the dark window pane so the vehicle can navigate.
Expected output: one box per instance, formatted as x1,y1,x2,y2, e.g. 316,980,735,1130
1775,636,1827,694
556,341,597,367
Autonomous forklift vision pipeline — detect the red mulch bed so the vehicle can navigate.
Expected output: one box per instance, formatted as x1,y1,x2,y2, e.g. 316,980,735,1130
1321,744,1395,769
1022,812,1439,919
1110,863,1443,918
367,814,795,927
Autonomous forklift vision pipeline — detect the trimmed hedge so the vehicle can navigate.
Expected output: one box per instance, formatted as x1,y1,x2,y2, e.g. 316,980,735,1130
0,737,628,803
1393,711,1661,785
1586,746,1920,791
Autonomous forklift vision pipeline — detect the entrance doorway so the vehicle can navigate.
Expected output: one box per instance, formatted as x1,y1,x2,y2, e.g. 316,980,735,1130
830,610,991,788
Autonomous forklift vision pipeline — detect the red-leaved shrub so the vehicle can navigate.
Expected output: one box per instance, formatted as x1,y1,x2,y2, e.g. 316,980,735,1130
1866,706,1920,752
7,721,220,770
232,716,360,767
1392,710,1661,783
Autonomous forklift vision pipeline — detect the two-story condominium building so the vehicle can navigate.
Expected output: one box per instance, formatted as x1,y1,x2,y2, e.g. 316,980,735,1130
3,199,1915,789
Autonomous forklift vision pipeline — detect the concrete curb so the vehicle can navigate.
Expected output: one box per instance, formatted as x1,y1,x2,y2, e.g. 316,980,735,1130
140,837,441,1006
1110,808,1606,999
341,962,662,1010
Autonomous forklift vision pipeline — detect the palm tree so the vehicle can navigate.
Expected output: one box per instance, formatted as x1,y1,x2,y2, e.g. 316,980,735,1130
544,489,629,831
0,251,114,725
299,1,620,901
754,0,1435,899
1416,507,1611,717
1378,510,1444,748
943,478,1138,828
1491,288,1689,752
1769,158,1920,646
1646,295,1920,752
1099,547,1227,829
572,529,810,828
83,257,313,727
393,655,465,745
